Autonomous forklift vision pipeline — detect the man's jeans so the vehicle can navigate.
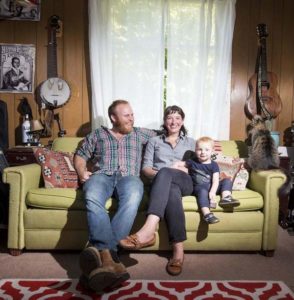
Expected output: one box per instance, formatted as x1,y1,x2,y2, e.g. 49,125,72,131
83,172,144,251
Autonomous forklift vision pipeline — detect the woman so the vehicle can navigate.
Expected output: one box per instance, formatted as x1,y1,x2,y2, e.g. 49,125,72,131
119,105,195,275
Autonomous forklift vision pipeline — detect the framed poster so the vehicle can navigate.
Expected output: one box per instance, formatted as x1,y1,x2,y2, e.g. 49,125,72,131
0,44,35,93
0,0,41,21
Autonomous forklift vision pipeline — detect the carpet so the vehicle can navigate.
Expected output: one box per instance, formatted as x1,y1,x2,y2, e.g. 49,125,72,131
0,279,293,300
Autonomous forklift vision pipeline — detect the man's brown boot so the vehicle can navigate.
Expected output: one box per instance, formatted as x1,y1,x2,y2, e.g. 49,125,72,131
79,246,102,276
79,246,102,290
88,249,130,293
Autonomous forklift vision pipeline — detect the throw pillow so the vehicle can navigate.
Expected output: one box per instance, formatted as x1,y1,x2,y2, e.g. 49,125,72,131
213,140,222,153
232,163,249,191
33,148,79,189
213,153,249,191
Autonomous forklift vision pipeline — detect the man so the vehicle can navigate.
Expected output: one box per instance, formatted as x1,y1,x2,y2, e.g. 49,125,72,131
74,100,155,293
2,56,30,91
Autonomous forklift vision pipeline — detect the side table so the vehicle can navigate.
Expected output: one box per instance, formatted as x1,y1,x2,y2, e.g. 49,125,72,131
4,146,39,166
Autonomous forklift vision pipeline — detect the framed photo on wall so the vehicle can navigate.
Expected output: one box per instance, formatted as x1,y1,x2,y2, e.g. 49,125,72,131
0,0,41,21
0,44,36,93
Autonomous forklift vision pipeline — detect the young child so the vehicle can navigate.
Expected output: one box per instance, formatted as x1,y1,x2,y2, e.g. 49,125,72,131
174,136,239,224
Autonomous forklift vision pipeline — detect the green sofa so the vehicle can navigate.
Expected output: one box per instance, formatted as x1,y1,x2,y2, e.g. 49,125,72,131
2,137,286,256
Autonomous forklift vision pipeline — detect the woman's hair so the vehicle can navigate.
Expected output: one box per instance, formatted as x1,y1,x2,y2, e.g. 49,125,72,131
161,105,187,136
196,136,214,148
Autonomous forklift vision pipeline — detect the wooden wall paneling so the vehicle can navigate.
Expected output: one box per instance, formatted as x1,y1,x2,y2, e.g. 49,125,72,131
256,0,280,134
37,0,54,141
51,0,65,140
81,0,91,137
36,0,55,146
0,21,15,147
230,0,251,140
246,0,260,83
40,0,65,142
2,0,294,145
13,21,37,145
243,0,261,138
270,0,283,133
63,0,85,137
81,56,91,137
278,0,294,137
259,0,274,70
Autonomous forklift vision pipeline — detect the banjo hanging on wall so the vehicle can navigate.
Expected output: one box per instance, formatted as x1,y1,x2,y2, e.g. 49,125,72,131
40,15,70,137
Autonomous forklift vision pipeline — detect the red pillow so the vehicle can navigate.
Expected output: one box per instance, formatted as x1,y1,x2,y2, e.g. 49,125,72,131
33,148,79,189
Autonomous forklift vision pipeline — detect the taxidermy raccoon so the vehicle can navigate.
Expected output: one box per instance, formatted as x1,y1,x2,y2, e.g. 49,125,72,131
246,115,291,197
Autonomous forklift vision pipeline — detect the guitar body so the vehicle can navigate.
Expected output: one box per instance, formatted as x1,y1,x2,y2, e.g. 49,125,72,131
244,24,282,121
40,77,70,107
245,71,282,120
14,81,30,91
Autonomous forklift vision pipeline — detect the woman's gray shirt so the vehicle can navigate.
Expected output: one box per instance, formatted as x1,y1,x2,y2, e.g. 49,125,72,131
142,134,196,171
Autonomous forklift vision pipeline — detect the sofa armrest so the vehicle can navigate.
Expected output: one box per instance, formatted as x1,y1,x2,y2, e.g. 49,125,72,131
2,163,42,251
248,169,286,251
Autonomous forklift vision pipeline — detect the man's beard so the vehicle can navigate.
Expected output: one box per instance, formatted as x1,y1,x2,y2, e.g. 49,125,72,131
114,120,134,134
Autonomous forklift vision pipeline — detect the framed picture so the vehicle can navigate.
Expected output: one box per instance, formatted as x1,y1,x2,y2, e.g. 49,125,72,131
0,0,41,21
0,44,36,93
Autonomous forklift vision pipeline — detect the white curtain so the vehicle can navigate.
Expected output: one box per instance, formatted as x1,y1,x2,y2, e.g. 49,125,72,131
88,0,165,130
166,0,236,139
88,0,236,138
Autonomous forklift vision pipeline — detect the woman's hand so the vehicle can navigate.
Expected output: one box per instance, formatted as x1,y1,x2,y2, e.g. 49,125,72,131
171,161,188,173
142,167,158,179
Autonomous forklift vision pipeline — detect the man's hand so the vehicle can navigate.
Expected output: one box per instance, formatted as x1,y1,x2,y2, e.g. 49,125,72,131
74,154,92,183
78,170,92,183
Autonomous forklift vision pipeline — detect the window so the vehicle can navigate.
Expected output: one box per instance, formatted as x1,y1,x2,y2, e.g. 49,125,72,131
89,0,236,139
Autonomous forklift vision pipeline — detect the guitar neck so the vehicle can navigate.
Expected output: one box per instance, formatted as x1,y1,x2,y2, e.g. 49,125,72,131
257,39,272,120
47,28,58,78
259,38,268,83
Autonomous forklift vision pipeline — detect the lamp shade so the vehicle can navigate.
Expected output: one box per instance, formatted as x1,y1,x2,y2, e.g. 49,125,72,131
29,120,44,132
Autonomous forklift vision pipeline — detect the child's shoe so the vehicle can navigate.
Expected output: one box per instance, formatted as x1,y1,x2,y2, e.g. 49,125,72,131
219,195,240,207
203,213,219,224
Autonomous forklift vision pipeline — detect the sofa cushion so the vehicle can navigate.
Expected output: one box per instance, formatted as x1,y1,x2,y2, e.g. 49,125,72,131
26,188,263,212
181,189,263,211
27,188,85,210
51,137,83,152
33,148,79,189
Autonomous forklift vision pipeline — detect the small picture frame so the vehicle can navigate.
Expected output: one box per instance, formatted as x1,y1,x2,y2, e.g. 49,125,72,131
0,44,36,94
0,0,41,21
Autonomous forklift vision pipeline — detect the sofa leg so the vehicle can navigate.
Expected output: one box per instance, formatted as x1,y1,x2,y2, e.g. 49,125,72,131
9,248,22,256
263,250,275,257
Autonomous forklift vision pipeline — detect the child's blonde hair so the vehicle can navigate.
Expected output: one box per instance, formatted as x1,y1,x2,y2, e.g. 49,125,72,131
196,136,214,149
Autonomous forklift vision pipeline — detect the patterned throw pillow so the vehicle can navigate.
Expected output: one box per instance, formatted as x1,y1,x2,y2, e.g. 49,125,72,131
33,148,79,189
213,153,249,191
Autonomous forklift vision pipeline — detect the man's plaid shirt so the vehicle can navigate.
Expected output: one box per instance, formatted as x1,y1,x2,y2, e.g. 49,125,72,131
75,126,156,177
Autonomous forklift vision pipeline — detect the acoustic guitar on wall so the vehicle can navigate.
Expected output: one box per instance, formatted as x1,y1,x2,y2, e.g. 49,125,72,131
244,23,282,121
